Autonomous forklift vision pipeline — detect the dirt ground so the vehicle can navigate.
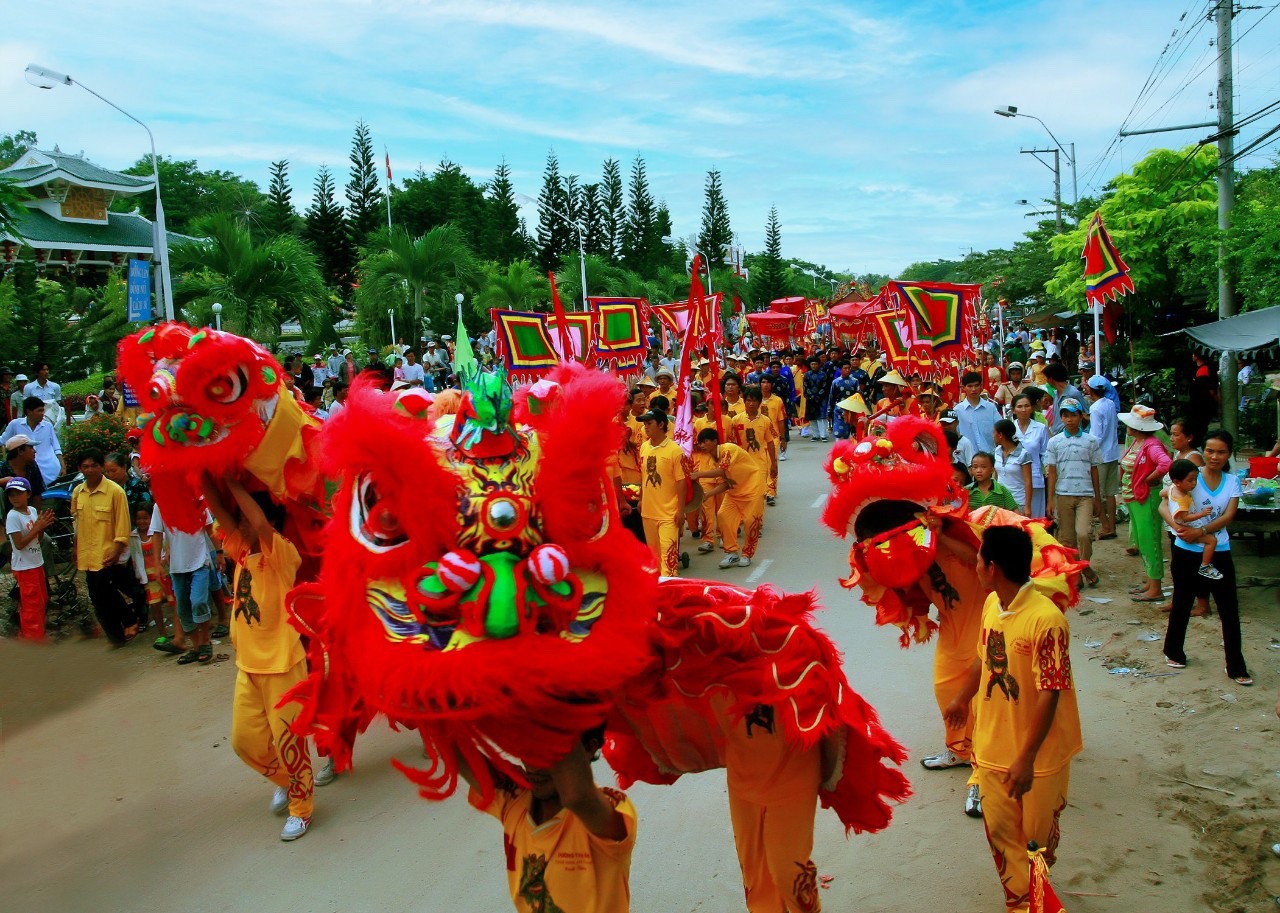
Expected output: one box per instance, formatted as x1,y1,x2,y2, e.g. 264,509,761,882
1,451,1277,912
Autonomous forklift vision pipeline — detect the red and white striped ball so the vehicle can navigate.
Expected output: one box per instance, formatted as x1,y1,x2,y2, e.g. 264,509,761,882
528,544,570,586
438,550,482,592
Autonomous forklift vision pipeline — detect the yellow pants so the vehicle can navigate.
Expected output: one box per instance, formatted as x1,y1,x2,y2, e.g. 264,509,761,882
231,659,314,819
767,468,778,498
698,491,722,546
728,788,822,913
977,765,1070,913
934,610,982,764
643,517,681,577
718,492,764,558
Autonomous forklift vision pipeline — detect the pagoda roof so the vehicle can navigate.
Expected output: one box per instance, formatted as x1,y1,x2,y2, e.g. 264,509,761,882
0,148,153,194
1,206,192,254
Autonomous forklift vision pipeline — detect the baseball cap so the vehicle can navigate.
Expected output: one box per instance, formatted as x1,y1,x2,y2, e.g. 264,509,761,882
938,410,958,424
4,434,34,451
638,409,667,423
5,476,31,492
1058,397,1085,414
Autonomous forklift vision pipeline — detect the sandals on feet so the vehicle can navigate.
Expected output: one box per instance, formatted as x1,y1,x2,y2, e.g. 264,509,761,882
152,636,183,654
1165,657,1186,669
176,649,201,665
197,644,213,664
1131,593,1164,602
1231,674,1254,686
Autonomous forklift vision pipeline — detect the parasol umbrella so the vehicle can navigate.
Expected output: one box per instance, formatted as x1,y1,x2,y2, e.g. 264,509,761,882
745,311,800,344
769,296,808,316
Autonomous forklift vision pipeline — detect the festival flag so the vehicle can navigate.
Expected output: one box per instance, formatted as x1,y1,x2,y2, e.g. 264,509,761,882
453,295,476,378
384,149,393,183
547,272,578,361
1028,843,1067,913
872,309,914,370
492,310,559,383
589,297,649,375
1081,211,1134,344
671,255,718,456
887,281,980,359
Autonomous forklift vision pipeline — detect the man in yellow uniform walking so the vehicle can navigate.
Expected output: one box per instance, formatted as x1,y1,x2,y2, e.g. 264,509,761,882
945,526,1081,913
731,386,778,513
692,428,768,569
639,407,701,577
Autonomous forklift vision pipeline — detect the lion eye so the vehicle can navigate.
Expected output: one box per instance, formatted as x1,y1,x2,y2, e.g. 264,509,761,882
352,474,409,552
206,367,249,405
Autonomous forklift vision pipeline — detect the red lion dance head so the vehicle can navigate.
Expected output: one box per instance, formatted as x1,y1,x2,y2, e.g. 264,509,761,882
117,323,324,540
288,362,658,804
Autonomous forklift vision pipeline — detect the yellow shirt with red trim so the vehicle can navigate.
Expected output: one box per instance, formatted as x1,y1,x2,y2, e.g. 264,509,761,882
639,437,687,521
692,448,720,493
723,398,746,419
973,583,1082,776
730,411,776,475
760,393,787,439
718,442,766,499
223,529,305,674
473,784,637,913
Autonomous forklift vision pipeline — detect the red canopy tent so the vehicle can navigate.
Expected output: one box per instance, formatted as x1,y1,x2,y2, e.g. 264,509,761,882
769,296,808,316
745,311,800,346
828,299,884,346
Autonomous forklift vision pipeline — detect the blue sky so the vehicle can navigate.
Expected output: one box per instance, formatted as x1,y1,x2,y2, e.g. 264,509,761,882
6,1,1280,275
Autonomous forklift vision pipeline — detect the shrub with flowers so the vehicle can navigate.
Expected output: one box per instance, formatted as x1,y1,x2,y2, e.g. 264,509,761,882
61,412,129,468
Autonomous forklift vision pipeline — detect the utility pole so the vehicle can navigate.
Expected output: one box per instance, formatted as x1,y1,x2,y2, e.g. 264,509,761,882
1216,0,1238,438
1021,147,1062,233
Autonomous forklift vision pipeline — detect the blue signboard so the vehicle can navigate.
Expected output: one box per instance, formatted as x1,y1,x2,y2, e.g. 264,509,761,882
127,259,152,322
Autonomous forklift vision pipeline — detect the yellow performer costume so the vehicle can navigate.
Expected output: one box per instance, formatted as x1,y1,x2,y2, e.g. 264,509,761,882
640,436,688,577
973,584,1080,913
716,442,766,559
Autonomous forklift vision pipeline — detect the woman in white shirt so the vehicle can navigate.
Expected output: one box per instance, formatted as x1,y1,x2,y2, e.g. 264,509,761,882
992,419,1033,516
1160,429,1251,685
1010,393,1046,517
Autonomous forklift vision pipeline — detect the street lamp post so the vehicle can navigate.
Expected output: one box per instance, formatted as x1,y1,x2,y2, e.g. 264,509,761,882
995,105,1077,231
515,193,587,311
211,301,222,331
26,64,175,321
388,308,396,350
661,236,715,296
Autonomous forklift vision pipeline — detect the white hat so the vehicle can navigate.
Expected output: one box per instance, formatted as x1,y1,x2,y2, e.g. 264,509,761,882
1118,404,1163,432
14,373,28,382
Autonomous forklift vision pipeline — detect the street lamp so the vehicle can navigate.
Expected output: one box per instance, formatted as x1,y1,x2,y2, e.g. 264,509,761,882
26,63,175,321
515,193,587,312
994,105,1077,233
211,301,222,331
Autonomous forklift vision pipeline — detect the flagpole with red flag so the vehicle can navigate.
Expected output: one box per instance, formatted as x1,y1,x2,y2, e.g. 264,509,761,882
1081,210,1136,373
1028,841,1067,913
547,272,577,361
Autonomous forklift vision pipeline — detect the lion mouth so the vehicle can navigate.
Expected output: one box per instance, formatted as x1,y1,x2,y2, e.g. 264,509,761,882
147,408,230,448
853,498,928,541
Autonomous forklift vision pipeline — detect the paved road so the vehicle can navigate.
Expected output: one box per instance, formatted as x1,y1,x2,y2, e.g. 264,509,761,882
1,436,1006,913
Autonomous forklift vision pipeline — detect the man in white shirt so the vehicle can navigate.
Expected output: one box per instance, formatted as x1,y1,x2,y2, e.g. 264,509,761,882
310,355,330,388
422,342,447,391
22,363,62,407
149,503,215,664
1084,377,1120,539
2,397,63,483
326,345,344,379
401,351,427,388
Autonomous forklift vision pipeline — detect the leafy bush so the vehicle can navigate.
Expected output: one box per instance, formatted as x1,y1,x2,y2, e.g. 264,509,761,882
61,412,128,466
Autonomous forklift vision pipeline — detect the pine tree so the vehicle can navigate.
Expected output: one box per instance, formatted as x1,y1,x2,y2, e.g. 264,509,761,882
345,120,385,248
698,170,733,265
304,166,355,297
580,183,607,256
601,158,625,264
535,151,571,273
482,158,527,263
752,205,787,308
263,160,298,236
622,155,657,274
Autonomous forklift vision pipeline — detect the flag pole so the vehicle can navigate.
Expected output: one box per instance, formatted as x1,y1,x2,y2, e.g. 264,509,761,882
384,146,393,231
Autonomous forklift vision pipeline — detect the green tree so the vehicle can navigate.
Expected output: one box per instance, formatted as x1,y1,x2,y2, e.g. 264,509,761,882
77,274,131,372
303,166,355,296
118,156,267,234
481,159,527,263
394,160,487,242
622,155,660,275
477,260,550,313
0,176,31,235
0,130,37,168
579,182,607,257
1226,156,1280,312
263,160,299,237
171,213,327,344
601,158,625,265
1045,146,1219,324
345,120,385,247
697,169,733,264
355,224,478,340
751,206,787,307
535,151,572,272
0,265,81,377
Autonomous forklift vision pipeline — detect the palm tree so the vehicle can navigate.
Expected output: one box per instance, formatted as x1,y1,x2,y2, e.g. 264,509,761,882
476,260,549,313
357,224,478,330
171,213,327,342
